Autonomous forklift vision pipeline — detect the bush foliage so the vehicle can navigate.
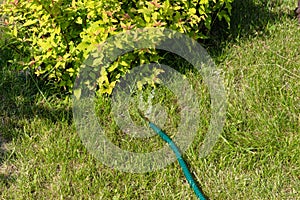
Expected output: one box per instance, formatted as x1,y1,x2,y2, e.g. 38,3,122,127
0,0,233,94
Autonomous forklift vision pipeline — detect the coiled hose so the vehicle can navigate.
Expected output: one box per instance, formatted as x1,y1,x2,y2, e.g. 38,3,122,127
138,110,206,200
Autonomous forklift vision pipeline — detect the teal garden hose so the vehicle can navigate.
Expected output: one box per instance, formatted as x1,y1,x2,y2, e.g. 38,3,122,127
138,110,207,200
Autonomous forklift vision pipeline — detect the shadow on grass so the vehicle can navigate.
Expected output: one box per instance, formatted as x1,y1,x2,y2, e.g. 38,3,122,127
206,0,297,60
0,64,72,191
160,0,297,81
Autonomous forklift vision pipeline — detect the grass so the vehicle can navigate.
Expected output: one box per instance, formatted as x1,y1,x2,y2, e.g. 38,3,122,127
0,0,299,199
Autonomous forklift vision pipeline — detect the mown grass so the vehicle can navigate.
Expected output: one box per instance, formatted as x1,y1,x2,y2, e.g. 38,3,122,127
0,0,299,199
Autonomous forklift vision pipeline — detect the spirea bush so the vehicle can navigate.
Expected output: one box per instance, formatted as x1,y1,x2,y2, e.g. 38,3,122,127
0,0,233,94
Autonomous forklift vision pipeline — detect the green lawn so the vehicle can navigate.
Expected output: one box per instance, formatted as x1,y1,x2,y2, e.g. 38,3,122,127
0,0,299,199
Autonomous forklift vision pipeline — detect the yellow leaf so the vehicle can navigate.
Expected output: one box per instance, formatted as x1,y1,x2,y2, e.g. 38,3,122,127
188,8,196,15
108,62,118,72
137,81,143,90
143,14,151,23
76,17,83,24
13,26,17,37
54,26,61,34
23,19,37,27
67,68,75,73
120,60,129,67
73,89,81,100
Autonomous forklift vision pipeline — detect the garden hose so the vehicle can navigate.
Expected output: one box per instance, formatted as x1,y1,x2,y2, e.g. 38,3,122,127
138,110,206,200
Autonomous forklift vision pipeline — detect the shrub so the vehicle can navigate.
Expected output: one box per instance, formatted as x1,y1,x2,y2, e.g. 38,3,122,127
0,0,234,94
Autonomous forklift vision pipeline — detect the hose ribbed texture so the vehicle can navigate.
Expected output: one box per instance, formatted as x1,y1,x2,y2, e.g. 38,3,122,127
148,122,206,200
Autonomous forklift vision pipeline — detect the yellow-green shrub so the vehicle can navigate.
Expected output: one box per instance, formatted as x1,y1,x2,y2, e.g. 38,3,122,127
0,0,233,94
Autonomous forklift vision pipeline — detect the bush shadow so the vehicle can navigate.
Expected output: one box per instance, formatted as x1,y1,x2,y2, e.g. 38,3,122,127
0,65,73,191
206,0,298,60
